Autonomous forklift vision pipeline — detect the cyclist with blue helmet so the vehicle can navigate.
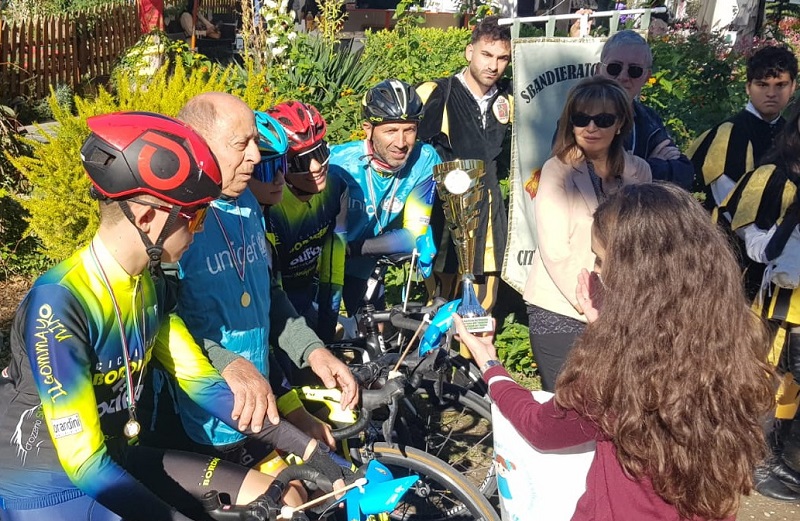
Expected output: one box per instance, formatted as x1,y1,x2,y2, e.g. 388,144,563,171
330,79,440,315
249,110,290,208
262,101,349,344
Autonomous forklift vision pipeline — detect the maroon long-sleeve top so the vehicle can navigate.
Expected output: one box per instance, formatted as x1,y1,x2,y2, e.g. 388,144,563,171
484,365,735,521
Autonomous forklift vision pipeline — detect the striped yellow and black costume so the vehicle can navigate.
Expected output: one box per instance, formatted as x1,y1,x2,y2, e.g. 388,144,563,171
688,109,784,210
721,163,800,418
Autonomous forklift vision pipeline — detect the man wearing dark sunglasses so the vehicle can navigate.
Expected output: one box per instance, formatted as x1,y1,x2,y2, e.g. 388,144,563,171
264,101,349,345
597,30,694,190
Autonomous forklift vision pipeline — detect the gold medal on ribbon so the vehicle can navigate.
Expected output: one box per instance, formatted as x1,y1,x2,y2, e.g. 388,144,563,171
123,419,141,440
241,291,251,308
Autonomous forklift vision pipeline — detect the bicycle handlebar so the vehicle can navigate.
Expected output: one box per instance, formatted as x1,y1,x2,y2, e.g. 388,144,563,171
330,376,406,441
204,465,328,520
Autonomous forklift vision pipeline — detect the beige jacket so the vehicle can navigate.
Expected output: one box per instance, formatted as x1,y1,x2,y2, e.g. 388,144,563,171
523,153,652,321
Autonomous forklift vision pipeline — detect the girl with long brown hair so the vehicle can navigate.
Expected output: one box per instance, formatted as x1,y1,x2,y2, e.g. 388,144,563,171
459,183,776,520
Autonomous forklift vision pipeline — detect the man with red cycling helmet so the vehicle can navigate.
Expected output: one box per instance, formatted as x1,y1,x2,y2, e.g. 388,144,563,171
261,101,349,344
329,79,440,315
0,112,298,520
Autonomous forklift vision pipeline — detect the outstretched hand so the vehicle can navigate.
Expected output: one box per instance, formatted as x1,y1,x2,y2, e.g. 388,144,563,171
452,315,498,371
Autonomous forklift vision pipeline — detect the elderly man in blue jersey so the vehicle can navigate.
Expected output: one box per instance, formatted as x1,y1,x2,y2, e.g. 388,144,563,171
150,93,357,465
329,79,440,315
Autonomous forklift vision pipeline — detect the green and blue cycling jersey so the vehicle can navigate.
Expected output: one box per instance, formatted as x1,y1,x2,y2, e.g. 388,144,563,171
169,189,322,447
267,175,348,343
329,140,439,280
0,237,238,518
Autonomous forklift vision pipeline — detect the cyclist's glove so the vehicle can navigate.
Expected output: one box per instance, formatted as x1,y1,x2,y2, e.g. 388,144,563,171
305,443,356,485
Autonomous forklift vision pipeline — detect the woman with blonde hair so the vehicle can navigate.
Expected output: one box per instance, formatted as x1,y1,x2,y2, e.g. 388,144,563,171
459,183,776,520
524,75,651,391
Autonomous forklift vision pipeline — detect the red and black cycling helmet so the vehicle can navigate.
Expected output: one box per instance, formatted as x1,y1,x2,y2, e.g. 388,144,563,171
81,111,222,206
362,79,424,124
267,101,327,156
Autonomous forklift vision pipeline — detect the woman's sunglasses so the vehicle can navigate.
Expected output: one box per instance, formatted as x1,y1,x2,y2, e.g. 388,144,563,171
254,154,288,183
289,142,330,174
604,62,646,79
570,112,618,129
129,199,209,233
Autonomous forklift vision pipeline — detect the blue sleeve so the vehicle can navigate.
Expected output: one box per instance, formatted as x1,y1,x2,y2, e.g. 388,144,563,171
647,154,695,191
22,285,184,521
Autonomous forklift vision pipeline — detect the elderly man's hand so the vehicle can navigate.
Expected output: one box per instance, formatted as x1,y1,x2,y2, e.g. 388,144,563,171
649,139,682,161
307,348,359,410
222,358,279,432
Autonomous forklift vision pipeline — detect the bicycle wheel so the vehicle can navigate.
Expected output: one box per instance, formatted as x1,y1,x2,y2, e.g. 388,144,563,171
400,382,496,505
369,442,499,521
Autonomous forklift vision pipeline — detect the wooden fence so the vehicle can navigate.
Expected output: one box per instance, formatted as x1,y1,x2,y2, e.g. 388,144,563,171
0,4,141,100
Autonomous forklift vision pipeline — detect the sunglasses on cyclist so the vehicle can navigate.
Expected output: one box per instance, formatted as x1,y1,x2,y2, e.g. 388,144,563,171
254,153,288,183
570,112,618,129
129,199,209,233
604,62,646,79
289,142,330,174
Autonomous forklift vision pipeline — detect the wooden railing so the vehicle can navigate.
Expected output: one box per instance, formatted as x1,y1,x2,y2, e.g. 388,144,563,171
0,4,141,100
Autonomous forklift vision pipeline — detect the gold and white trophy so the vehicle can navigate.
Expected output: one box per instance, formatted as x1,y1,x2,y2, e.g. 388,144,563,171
433,159,493,333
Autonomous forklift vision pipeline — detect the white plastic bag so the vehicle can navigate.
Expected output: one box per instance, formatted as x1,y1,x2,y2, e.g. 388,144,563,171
492,390,595,521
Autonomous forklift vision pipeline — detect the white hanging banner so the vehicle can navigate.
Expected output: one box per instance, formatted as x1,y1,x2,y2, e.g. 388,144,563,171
502,37,606,293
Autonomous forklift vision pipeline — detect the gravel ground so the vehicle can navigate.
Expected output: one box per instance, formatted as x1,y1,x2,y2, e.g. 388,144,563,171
738,492,800,520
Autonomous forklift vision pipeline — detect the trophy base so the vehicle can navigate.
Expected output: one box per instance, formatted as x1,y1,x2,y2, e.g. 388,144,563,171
457,275,494,334
459,315,494,334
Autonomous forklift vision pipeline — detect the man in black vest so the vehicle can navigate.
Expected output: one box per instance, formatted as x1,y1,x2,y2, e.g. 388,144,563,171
417,16,512,316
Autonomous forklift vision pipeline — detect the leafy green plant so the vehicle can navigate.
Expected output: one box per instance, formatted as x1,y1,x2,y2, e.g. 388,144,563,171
317,0,348,47
362,26,471,86
494,314,535,377
2,0,122,19
274,34,381,143
9,61,236,261
642,21,748,149
112,32,212,88
239,0,298,76
393,0,426,35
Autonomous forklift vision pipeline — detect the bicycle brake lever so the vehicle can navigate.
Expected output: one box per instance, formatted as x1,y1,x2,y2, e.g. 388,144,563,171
383,392,401,449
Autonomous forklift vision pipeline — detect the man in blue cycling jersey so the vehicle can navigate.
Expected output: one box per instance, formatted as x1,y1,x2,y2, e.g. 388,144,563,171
264,101,349,344
330,79,440,315
0,112,340,521
152,93,357,462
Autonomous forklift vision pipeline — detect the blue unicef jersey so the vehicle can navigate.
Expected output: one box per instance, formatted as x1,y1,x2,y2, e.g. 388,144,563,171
173,188,273,446
329,140,439,279
0,238,238,518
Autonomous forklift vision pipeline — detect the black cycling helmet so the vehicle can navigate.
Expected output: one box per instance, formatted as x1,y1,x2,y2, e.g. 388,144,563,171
362,79,424,124
82,111,222,207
